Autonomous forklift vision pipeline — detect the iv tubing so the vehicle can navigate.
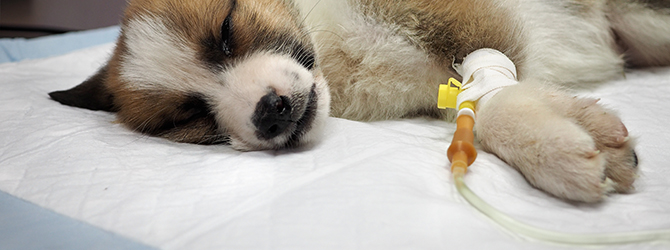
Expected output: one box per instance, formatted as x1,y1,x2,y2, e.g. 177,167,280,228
452,170,670,245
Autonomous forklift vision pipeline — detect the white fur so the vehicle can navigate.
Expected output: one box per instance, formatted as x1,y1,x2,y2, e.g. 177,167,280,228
121,15,219,93
294,0,351,31
499,0,624,84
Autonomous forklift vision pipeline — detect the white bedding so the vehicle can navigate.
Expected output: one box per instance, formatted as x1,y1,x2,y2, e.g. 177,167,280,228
1,44,669,250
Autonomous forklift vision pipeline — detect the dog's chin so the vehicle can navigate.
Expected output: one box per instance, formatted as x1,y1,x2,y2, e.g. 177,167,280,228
229,79,330,152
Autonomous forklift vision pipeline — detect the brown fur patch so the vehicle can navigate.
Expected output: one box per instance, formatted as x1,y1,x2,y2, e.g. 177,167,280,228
353,0,525,65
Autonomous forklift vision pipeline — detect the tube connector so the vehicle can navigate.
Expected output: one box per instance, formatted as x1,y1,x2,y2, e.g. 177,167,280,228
447,111,477,173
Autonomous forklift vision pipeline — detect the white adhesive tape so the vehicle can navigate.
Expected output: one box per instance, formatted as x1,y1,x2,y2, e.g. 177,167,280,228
453,49,519,110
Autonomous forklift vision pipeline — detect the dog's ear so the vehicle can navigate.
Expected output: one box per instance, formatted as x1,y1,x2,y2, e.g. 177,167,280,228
49,65,117,112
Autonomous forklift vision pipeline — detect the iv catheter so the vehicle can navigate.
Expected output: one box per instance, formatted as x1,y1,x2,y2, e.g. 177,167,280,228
439,48,670,245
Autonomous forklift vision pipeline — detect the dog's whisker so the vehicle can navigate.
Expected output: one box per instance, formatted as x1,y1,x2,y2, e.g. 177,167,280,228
300,0,323,25
304,28,345,42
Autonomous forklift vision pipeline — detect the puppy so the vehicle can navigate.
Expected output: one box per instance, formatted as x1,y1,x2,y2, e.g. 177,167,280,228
50,0,670,202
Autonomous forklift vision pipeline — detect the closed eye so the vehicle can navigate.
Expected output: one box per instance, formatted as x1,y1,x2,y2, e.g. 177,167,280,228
221,8,234,56
199,1,236,68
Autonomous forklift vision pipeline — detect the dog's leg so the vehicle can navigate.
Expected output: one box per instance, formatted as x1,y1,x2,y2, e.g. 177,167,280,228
476,82,637,202
607,0,670,67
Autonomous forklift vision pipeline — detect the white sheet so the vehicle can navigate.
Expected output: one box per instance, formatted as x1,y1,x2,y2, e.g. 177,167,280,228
1,44,669,250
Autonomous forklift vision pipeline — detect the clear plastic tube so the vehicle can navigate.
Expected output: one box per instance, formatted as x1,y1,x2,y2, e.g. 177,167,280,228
452,169,670,245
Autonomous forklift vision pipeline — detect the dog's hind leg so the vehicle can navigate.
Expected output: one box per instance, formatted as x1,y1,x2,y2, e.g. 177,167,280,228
607,0,670,67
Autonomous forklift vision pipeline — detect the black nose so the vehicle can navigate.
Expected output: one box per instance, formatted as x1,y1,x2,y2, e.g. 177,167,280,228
253,92,293,139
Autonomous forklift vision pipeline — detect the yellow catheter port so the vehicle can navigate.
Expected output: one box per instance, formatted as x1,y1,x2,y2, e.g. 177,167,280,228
437,78,463,110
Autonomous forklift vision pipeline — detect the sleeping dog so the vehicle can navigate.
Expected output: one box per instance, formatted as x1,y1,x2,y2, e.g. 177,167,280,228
50,0,670,202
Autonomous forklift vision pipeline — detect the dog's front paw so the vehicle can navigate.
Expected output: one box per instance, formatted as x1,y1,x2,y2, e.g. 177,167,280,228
566,97,638,193
475,83,638,202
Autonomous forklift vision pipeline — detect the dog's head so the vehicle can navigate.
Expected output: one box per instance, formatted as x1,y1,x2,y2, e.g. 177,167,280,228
49,0,330,151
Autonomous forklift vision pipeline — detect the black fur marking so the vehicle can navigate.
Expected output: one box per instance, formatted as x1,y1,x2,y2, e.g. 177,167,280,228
200,2,236,69
159,94,213,130
640,0,670,9
155,114,229,145
151,94,227,145
251,26,316,70
275,33,316,70
49,66,117,112
291,43,316,70
179,94,212,120
201,36,226,69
